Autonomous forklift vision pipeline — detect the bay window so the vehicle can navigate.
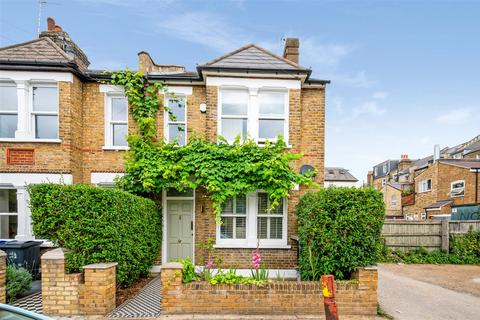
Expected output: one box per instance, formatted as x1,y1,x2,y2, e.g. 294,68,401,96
0,189,18,239
0,82,18,138
165,96,187,145
216,191,287,248
32,85,58,139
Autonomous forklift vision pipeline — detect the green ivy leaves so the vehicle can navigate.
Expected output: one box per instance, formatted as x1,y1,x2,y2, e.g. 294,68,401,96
109,71,314,222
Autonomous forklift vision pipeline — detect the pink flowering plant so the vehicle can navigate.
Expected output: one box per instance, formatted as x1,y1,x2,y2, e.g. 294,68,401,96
197,238,222,281
251,245,269,281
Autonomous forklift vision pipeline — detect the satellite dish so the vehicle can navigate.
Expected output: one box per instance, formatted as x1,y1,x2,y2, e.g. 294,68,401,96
300,164,315,177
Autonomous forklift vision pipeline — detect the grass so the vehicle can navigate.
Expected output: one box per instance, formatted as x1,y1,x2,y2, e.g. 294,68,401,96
377,305,394,319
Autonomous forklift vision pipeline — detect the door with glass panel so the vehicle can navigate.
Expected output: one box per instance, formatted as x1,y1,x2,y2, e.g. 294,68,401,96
167,200,193,261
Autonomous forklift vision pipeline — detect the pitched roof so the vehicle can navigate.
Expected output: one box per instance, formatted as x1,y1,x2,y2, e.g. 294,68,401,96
438,159,480,169
425,200,453,210
0,37,71,63
464,140,480,155
200,44,309,71
324,167,358,182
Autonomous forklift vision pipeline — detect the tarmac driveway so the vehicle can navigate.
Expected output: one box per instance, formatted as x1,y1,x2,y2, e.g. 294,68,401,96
378,264,480,320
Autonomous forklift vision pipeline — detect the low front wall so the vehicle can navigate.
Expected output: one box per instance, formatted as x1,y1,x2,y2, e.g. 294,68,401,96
161,263,377,319
41,248,117,316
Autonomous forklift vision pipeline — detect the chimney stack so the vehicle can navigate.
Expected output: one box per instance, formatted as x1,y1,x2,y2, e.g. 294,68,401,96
40,17,90,69
283,38,299,64
399,154,412,171
433,144,441,162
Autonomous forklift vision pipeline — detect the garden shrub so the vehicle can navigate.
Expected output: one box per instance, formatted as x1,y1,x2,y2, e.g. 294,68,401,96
450,229,480,263
297,187,385,280
6,265,32,303
28,183,161,286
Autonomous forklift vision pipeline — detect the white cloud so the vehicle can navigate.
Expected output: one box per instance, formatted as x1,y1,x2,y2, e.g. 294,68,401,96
159,12,249,52
326,71,374,88
301,38,352,67
435,108,472,125
331,97,345,115
352,101,386,118
372,91,389,99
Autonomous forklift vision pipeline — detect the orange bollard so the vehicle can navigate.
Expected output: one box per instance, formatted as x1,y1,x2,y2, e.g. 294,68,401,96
321,275,339,320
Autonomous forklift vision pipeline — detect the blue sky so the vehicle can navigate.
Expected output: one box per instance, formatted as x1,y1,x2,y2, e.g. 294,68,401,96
1,0,479,183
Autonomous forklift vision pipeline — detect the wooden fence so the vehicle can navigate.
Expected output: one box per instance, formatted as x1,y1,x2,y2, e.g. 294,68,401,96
381,220,480,252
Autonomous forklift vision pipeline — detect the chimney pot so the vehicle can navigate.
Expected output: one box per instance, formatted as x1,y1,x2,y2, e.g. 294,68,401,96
283,37,300,64
47,17,55,31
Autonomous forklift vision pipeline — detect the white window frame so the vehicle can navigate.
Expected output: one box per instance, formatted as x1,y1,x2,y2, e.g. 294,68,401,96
390,195,397,207
0,82,18,139
30,82,59,140
0,71,71,143
164,94,187,145
0,188,18,240
257,89,288,144
450,180,465,198
217,86,290,145
215,191,289,249
418,179,432,193
256,191,287,246
103,92,129,150
216,195,248,246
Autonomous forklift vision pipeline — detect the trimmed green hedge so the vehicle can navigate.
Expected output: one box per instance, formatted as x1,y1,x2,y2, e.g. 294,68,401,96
28,184,161,286
297,187,385,280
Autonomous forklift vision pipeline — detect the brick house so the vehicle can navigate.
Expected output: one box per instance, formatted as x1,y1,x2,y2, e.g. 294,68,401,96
0,19,327,274
402,159,480,219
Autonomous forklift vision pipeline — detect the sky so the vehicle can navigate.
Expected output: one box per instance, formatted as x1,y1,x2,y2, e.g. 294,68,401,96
1,0,479,184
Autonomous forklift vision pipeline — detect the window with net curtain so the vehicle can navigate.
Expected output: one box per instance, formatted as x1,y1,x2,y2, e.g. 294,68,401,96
0,82,17,138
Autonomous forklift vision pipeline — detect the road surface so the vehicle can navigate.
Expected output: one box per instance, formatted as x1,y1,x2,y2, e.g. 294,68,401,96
378,264,480,320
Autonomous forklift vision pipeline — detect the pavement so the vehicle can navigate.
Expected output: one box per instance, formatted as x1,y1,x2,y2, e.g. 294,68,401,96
378,264,480,320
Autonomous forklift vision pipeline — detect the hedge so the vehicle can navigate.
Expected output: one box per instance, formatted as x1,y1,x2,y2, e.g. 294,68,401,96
28,184,161,286
297,187,385,280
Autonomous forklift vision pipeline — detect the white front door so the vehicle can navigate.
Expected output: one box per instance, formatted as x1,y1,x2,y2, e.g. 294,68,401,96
167,200,194,262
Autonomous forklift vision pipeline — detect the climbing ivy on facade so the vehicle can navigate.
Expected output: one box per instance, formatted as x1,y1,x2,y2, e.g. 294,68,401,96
108,70,315,221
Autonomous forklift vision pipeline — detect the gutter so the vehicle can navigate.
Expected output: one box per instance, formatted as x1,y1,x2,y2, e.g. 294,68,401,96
0,59,88,81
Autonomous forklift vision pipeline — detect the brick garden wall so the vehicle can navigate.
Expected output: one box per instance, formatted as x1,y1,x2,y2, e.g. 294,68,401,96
0,250,5,304
160,262,378,319
41,248,117,316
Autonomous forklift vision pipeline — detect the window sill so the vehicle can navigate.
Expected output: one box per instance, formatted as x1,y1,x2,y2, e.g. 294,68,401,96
214,243,291,249
102,146,130,151
0,138,61,143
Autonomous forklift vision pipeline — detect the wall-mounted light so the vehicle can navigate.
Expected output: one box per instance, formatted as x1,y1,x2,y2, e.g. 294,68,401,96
199,103,207,113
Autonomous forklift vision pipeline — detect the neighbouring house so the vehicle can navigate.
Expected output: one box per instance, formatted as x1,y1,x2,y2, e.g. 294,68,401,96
0,18,327,274
324,167,358,187
368,135,480,219
382,183,403,218
403,159,480,219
